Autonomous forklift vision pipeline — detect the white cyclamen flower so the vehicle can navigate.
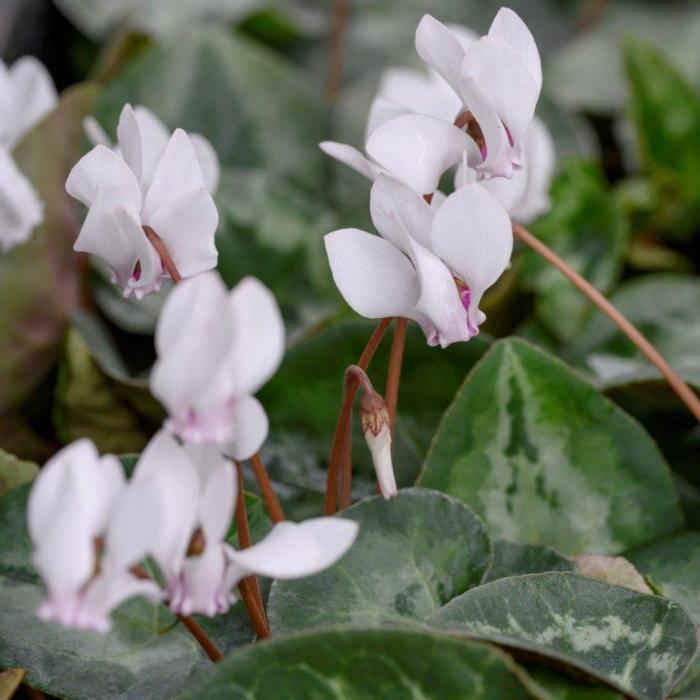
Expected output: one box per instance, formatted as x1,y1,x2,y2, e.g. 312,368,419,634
325,174,512,347
150,272,285,454
367,8,541,184
83,104,220,195
65,103,219,298
27,439,161,631
0,148,44,252
0,57,57,148
132,432,359,617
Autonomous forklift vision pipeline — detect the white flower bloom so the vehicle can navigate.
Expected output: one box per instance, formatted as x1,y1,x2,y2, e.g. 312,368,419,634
359,391,397,500
150,272,285,452
83,105,220,195
0,148,44,252
66,104,219,297
27,439,161,631
325,174,512,347
0,57,57,148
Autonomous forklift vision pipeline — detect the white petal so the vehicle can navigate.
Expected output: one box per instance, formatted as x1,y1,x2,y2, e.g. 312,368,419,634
226,517,359,579
324,228,419,320
365,423,397,500
226,276,285,396
223,395,269,461
369,174,434,250
431,183,513,329
116,104,144,185
319,141,379,181
454,153,478,190
175,546,230,617
462,37,539,145
477,160,528,213
415,15,466,96
0,147,43,251
365,95,411,140
83,116,112,148
73,185,161,294
198,457,236,544
7,57,57,145
512,118,555,222
142,129,206,220
190,133,221,195
489,8,542,92
145,188,218,279
131,105,170,188
65,145,141,209
366,114,477,194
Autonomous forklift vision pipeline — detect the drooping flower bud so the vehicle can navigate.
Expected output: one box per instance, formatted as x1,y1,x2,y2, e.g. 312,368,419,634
360,389,397,500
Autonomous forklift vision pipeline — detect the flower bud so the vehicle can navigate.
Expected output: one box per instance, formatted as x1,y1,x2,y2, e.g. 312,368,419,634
360,390,397,500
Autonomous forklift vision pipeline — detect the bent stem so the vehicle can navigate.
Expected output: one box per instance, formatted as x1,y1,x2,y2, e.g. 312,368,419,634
143,225,182,283
326,0,349,104
325,318,392,514
249,453,285,523
513,222,700,423
233,461,270,639
385,318,408,430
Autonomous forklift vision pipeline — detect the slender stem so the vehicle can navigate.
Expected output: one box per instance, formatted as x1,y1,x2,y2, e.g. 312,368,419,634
180,615,223,662
324,318,392,514
385,318,408,431
132,565,223,662
513,222,700,423
338,415,354,510
233,461,270,639
249,453,285,523
326,0,349,104
143,225,182,283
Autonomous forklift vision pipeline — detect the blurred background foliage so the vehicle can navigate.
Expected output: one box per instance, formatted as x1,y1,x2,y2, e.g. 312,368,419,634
2,0,700,518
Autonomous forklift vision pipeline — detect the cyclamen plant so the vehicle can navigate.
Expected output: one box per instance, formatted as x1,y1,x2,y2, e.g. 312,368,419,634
9,4,700,697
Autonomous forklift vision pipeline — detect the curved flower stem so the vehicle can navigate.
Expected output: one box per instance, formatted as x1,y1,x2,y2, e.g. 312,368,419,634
385,318,408,431
326,0,349,105
513,222,700,423
132,565,222,662
142,225,182,283
233,461,270,639
249,453,285,523
325,318,392,514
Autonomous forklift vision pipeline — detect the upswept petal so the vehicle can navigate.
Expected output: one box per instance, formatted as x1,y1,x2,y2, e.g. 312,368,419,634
415,15,466,95
365,95,411,140
145,187,218,279
190,133,221,194
116,104,144,186
431,183,513,330
225,277,285,396
131,105,170,188
65,145,142,209
226,517,359,580
366,114,478,194
141,128,207,220
489,8,542,92
461,36,539,145
319,141,380,181
0,147,43,251
176,546,229,617
6,56,57,145
477,158,528,213
222,395,270,462
83,116,111,148
324,228,419,321
512,117,555,222
197,455,235,545
369,174,434,250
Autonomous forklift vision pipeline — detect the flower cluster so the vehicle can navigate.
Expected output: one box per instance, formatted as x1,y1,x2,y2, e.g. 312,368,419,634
66,104,220,298
0,57,57,251
29,433,358,630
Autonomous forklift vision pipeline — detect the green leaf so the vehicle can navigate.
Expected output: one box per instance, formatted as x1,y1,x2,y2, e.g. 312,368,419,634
0,483,258,698
95,26,326,190
418,338,683,555
260,319,490,517
267,488,491,633
484,540,573,583
569,274,700,404
0,450,38,496
527,667,625,700
520,160,628,343
175,627,540,700
624,38,700,238
427,572,698,700
0,83,99,412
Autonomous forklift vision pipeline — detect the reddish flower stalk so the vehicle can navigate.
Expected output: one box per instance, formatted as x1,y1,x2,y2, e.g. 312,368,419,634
143,225,182,283
324,318,391,514
249,453,285,523
385,318,408,430
233,461,270,639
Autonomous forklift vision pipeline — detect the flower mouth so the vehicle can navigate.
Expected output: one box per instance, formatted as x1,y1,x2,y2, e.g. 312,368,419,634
454,111,487,160
454,276,471,312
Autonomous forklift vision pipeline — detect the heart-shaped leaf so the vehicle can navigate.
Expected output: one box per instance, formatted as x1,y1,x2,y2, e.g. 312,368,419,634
267,488,491,633
485,539,573,583
418,338,683,555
